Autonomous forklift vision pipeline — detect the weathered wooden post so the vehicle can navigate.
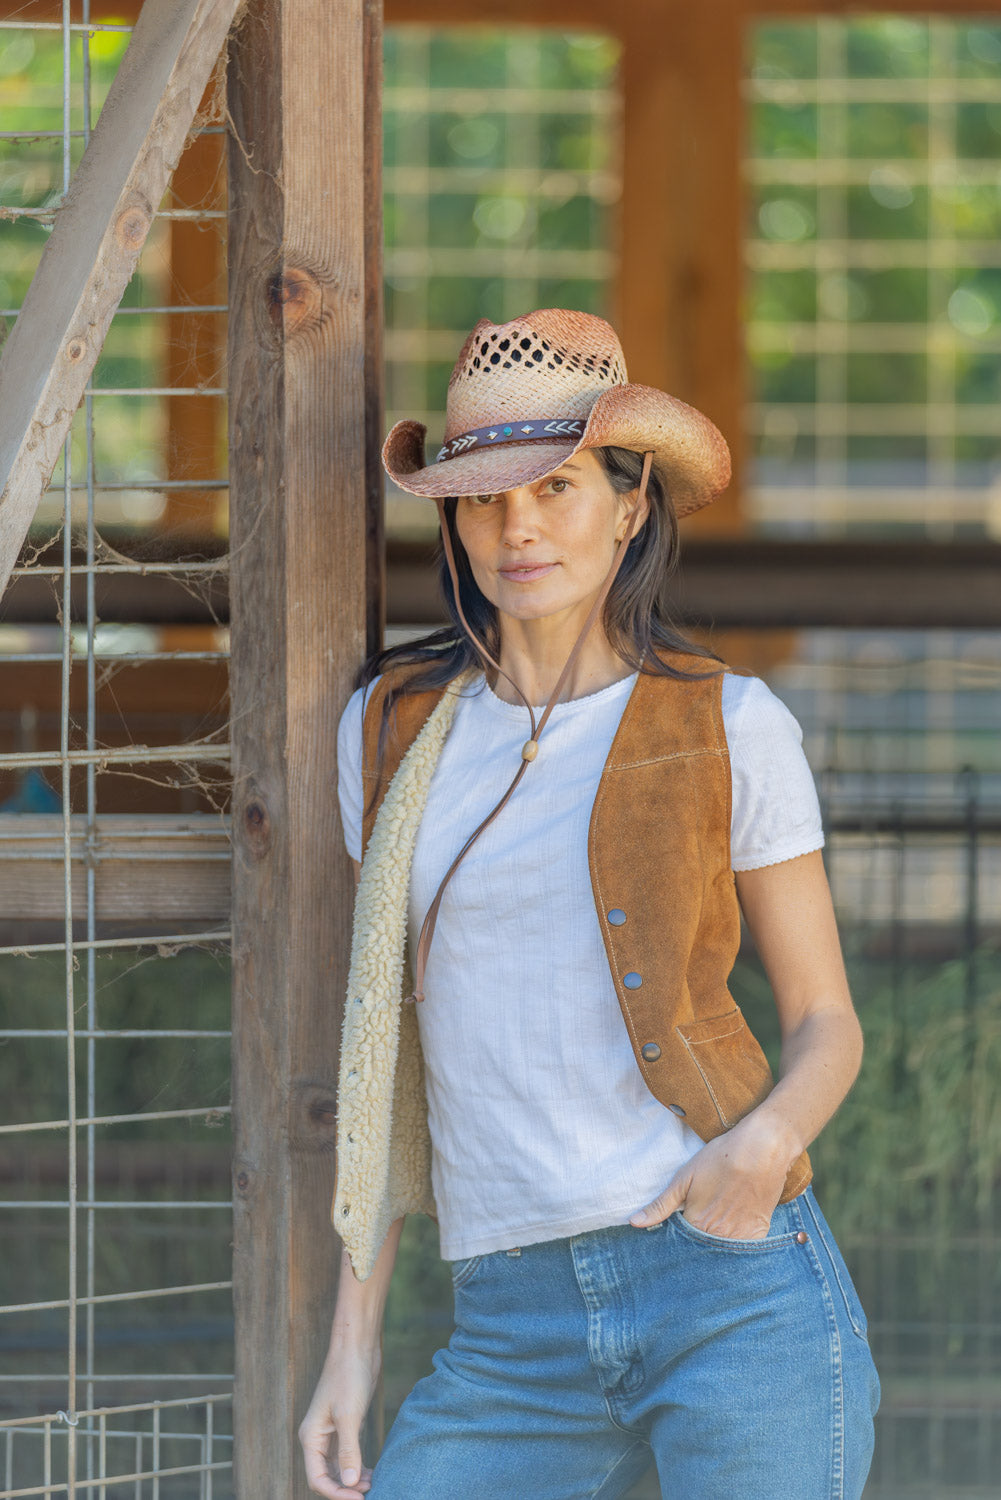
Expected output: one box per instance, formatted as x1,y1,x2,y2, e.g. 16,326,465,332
227,0,383,1493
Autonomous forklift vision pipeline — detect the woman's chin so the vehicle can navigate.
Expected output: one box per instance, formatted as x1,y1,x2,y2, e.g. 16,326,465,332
493,590,575,624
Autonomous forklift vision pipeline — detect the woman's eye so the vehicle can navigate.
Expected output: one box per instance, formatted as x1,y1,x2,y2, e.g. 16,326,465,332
548,477,569,494
468,494,496,506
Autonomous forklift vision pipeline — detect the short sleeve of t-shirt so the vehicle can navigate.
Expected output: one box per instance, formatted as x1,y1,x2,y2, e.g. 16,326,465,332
337,684,368,864
722,672,825,871
336,671,826,871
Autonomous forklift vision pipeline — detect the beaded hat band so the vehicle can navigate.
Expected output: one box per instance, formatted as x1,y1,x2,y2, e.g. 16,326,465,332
434,418,584,464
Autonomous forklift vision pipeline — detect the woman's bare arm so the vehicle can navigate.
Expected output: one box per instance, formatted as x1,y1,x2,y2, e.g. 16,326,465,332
299,1220,405,1498
728,846,863,1155
300,857,402,1498
630,849,863,1238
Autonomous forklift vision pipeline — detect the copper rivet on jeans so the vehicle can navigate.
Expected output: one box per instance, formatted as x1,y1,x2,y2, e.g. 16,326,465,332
796,1231,808,1244
641,1042,661,1062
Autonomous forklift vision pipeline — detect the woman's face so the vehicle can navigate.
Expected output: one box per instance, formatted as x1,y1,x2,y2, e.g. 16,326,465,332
454,449,644,626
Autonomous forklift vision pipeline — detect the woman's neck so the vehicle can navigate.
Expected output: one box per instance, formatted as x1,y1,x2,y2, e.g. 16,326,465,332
487,615,633,708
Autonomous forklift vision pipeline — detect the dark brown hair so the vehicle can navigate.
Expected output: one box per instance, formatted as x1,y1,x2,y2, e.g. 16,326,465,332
358,446,723,765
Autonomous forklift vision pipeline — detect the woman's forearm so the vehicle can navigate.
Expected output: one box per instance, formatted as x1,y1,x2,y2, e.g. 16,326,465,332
731,849,864,1170
328,1217,404,1354
750,1002,863,1162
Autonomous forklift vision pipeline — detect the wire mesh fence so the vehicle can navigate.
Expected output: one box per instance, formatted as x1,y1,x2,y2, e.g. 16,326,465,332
0,1395,230,1500
0,5,233,1495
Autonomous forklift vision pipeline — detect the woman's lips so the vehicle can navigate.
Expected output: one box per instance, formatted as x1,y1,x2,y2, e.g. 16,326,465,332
498,562,558,583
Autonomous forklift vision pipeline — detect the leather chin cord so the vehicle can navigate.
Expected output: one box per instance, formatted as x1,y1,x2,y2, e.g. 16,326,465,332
404,449,653,1004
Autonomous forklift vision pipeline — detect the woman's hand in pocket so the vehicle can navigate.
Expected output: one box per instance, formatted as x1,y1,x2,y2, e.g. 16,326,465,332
629,1113,796,1240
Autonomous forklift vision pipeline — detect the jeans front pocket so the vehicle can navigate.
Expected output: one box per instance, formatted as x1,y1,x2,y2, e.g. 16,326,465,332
670,1208,802,1252
450,1254,484,1290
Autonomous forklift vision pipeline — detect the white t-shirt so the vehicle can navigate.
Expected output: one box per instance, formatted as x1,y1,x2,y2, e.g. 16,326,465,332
337,668,824,1260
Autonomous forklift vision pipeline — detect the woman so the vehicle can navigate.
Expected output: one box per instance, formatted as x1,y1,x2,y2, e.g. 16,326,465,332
300,309,880,1499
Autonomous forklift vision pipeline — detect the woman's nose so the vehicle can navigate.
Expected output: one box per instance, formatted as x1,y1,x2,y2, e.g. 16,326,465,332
499,489,542,545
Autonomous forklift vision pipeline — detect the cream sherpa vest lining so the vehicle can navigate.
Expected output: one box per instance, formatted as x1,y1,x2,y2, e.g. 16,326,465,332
332,674,471,1281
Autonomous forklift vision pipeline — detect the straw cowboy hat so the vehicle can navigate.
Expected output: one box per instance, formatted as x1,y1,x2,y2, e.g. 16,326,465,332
382,307,731,516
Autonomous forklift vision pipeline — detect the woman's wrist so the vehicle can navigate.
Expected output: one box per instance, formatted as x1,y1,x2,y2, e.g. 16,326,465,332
328,1312,382,1357
729,1107,804,1173
329,1278,388,1353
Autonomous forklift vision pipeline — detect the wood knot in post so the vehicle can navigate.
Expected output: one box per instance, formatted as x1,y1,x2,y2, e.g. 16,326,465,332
266,264,326,336
242,796,271,858
115,206,150,252
232,1157,256,1203
65,337,87,364
290,1080,338,1154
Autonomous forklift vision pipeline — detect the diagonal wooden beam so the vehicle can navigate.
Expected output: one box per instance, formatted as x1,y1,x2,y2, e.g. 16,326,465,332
0,0,244,599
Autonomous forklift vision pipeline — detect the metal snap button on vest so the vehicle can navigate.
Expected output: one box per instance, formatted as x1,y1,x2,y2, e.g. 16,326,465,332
668,1103,686,1117
623,971,642,989
641,1042,661,1061
607,908,626,926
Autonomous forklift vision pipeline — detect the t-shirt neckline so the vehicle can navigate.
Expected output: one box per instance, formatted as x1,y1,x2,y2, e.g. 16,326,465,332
471,668,639,722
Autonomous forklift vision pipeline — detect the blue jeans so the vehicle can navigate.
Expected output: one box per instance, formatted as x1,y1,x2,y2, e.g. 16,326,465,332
370,1188,879,1499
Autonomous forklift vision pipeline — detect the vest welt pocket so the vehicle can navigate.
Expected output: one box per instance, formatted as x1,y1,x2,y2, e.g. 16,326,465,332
675,1004,774,1129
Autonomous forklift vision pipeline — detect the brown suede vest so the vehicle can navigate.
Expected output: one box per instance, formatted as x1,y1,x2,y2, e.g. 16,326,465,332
360,653,812,1204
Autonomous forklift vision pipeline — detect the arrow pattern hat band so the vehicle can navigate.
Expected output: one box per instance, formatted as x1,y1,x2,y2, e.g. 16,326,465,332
383,308,730,515
435,418,585,463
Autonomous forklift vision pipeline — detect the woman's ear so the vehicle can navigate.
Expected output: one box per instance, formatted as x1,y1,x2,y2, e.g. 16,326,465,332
615,486,650,542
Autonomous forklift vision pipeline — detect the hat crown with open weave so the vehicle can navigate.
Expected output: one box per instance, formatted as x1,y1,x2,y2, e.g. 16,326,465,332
444,310,629,437
382,308,730,517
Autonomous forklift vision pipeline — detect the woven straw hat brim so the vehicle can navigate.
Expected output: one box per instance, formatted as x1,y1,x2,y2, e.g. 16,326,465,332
382,384,730,518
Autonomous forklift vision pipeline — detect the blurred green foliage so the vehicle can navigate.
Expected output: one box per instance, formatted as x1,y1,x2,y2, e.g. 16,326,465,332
846,18,931,79
747,17,1001,526
750,24,818,80
751,102,818,160
847,103,928,159
846,352,927,405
